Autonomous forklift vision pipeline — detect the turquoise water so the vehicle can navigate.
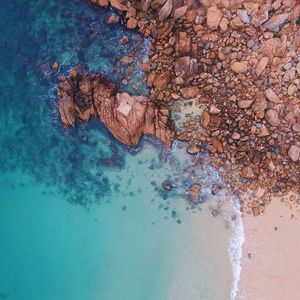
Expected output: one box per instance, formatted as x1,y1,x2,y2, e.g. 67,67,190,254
0,1,242,299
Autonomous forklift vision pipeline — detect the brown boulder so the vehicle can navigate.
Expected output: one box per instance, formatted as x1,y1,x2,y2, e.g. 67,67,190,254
57,73,174,147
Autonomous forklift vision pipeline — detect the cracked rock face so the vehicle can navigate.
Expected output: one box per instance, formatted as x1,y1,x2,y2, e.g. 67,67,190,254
57,72,174,147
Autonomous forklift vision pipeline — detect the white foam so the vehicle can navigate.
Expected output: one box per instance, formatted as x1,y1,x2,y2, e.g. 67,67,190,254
229,196,245,300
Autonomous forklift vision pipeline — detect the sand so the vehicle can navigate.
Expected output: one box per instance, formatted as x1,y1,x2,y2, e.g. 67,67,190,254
237,194,300,300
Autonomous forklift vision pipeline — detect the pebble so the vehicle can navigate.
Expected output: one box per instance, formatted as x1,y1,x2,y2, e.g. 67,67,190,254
288,145,300,162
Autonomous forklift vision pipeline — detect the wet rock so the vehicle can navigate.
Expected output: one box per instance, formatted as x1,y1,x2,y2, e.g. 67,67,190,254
57,73,174,147
206,6,223,30
162,180,173,191
53,62,59,71
127,17,138,29
263,13,291,32
288,145,300,162
110,0,127,11
230,61,248,74
120,55,133,65
189,184,201,204
187,144,200,155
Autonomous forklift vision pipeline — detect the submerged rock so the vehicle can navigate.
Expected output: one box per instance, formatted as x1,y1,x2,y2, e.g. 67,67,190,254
57,72,174,147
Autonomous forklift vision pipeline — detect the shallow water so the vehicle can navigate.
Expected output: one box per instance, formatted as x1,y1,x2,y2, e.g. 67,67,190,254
0,1,242,299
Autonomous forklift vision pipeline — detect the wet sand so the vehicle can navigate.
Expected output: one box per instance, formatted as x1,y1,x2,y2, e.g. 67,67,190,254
238,194,300,300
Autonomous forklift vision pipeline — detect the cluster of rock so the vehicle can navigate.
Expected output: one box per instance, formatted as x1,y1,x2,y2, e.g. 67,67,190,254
57,71,174,147
77,0,300,214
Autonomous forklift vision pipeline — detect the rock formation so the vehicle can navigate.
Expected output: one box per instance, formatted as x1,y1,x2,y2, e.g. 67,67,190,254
57,72,174,147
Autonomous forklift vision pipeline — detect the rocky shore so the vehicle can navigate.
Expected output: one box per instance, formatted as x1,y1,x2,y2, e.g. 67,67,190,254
58,0,300,215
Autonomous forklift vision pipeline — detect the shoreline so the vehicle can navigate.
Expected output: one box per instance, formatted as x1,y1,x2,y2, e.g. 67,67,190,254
238,193,300,300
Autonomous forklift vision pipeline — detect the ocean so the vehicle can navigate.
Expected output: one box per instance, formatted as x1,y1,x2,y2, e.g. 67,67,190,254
0,1,243,299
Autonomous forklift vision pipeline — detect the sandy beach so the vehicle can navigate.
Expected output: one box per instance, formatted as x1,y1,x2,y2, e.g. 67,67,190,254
238,193,300,300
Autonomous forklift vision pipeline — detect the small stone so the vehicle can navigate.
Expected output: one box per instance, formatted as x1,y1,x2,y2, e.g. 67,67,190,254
180,86,199,99
288,145,300,162
187,144,200,155
107,15,119,24
237,9,250,24
173,5,188,20
127,17,138,29
53,62,59,71
265,109,280,126
200,111,210,128
232,132,240,140
153,71,171,91
292,123,300,133
252,206,260,217
159,0,173,21
189,184,201,204
206,6,223,30
231,61,248,74
287,85,296,96
110,0,127,11
256,57,269,77
238,100,253,109
162,180,173,191
265,88,281,103
219,17,229,31
209,105,221,114
263,13,291,32
258,125,270,137
211,137,223,153
120,56,133,65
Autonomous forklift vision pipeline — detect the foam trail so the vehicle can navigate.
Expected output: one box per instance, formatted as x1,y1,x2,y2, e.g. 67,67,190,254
229,196,245,300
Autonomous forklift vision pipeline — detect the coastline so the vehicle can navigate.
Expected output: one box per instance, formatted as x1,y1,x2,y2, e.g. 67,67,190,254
238,193,300,300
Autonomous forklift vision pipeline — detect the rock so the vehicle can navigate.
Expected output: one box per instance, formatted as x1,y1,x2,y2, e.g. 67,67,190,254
127,17,138,29
237,9,250,24
252,206,260,217
153,71,171,91
180,86,199,99
252,93,267,115
255,57,269,77
120,55,133,65
211,137,223,153
200,111,210,128
263,13,291,32
292,124,300,133
159,0,173,21
147,72,156,88
251,4,269,27
206,6,223,30
187,144,200,155
232,132,240,140
238,100,253,109
189,184,201,204
57,73,174,147
287,85,296,96
52,62,59,72
265,88,281,103
98,0,109,7
230,61,248,74
209,105,221,114
174,56,198,79
162,180,173,191
110,0,127,11
219,17,229,31
173,5,188,20
288,145,300,162
141,63,151,73
265,109,280,126
107,15,119,24
175,32,191,56
258,125,270,137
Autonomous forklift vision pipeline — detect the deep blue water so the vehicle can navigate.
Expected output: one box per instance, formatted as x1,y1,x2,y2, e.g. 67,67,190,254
0,1,238,299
